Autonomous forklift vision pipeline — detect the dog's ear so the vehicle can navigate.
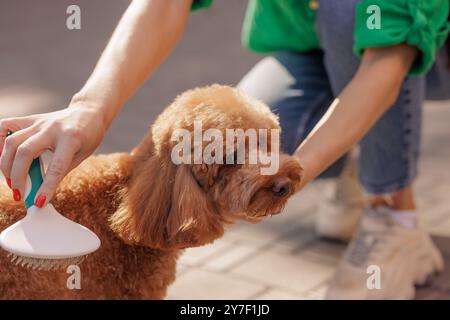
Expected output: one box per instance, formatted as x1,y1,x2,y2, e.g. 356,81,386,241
110,145,224,249
110,147,177,247
166,165,224,248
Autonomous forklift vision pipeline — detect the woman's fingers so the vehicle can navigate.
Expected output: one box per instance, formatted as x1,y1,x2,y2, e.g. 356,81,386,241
0,118,18,156
9,131,50,202
0,127,37,182
0,136,5,159
0,117,37,154
1,108,104,206
35,138,78,207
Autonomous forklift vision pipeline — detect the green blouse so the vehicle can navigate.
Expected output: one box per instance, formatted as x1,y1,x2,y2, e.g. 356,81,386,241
192,0,450,76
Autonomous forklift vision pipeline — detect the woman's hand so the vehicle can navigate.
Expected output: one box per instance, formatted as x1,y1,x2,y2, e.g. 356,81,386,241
0,0,192,207
0,104,106,207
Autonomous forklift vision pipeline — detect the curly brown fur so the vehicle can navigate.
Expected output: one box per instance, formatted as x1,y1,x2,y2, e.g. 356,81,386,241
0,85,302,299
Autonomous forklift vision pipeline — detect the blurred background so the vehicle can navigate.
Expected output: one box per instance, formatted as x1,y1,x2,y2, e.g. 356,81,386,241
1,0,450,299
0,0,257,151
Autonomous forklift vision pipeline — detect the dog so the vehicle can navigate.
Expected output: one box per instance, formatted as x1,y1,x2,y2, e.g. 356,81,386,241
0,85,302,299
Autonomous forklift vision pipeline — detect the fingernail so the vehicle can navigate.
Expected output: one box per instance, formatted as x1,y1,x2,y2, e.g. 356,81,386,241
12,189,21,202
35,194,46,208
5,177,11,188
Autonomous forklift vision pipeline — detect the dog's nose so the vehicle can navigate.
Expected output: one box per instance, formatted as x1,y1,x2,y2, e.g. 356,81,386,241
271,177,292,197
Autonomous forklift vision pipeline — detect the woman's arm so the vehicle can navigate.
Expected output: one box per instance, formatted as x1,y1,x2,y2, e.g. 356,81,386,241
294,43,418,188
71,0,193,126
0,0,193,206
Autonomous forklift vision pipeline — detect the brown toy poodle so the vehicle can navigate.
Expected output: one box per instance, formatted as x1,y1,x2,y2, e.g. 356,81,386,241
0,85,302,299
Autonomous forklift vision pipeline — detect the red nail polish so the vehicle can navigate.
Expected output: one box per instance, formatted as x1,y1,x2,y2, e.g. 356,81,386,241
12,189,21,202
35,195,46,208
5,177,11,188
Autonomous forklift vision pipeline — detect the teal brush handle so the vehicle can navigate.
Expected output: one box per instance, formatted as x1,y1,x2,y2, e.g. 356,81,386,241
25,158,44,208
6,132,44,209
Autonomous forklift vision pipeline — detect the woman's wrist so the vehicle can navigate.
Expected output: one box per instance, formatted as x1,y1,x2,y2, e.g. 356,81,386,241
69,92,119,130
293,152,316,190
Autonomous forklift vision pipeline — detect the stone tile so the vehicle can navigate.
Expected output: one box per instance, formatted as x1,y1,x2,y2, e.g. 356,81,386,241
304,283,329,300
426,218,450,237
254,288,306,300
226,220,302,249
416,236,450,300
179,238,234,267
415,289,450,300
420,202,450,228
267,224,318,254
231,251,335,295
176,264,190,276
428,184,450,204
429,236,450,257
296,240,346,266
204,244,259,272
166,269,264,300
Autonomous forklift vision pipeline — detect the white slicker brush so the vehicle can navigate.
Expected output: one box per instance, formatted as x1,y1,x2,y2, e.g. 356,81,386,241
0,139,100,270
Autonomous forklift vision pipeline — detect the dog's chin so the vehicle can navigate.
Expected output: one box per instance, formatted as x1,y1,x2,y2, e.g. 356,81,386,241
237,204,286,224
223,212,265,224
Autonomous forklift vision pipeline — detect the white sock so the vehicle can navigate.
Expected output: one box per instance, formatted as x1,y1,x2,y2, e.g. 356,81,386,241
388,208,417,229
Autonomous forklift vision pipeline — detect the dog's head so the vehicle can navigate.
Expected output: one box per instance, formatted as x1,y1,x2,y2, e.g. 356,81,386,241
207,154,302,224
111,85,302,249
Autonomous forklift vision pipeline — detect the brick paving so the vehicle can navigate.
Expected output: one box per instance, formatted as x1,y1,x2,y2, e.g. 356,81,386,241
1,1,449,300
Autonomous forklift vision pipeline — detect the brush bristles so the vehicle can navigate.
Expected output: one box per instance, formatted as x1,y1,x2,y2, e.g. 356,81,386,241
7,253,87,271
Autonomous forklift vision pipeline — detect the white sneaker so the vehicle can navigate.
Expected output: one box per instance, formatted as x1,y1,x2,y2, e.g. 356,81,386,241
326,206,444,300
315,157,365,241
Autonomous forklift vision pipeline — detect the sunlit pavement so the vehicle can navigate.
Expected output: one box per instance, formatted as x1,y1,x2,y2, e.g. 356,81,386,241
1,1,450,300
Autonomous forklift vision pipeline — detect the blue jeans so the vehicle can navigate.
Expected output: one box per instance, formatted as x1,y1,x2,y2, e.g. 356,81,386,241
238,0,449,195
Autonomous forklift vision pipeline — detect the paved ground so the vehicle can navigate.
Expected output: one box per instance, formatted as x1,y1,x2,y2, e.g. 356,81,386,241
1,1,450,300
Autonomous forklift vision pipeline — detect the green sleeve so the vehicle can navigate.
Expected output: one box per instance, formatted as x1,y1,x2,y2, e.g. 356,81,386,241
191,0,213,11
354,0,450,76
